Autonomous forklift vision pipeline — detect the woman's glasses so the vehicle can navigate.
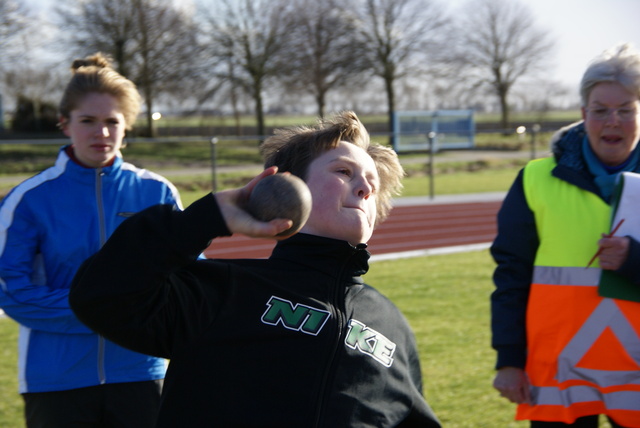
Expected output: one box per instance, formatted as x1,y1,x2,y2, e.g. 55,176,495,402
585,106,639,122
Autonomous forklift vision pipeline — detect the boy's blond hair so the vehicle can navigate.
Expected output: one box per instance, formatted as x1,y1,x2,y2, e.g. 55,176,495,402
260,111,404,225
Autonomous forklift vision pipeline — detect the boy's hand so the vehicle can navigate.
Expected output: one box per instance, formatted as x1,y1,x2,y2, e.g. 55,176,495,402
214,167,294,239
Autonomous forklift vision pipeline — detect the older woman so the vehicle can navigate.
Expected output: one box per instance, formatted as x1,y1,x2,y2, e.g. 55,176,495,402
491,43,640,428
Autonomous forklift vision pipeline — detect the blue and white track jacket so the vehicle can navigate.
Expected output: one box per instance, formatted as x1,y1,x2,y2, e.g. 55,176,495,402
0,145,181,393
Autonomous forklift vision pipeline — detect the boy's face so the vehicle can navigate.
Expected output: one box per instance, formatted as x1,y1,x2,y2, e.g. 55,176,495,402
300,141,379,245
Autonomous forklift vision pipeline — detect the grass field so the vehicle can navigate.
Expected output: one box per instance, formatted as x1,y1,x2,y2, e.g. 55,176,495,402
0,250,528,427
0,128,543,203
171,165,524,208
369,250,527,427
0,140,527,427
0,316,19,427
136,110,581,130
0,143,529,208
0,250,617,427
0,137,616,427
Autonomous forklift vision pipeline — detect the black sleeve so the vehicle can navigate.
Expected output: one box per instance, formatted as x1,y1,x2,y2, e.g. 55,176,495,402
489,169,538,369
69,193,232,358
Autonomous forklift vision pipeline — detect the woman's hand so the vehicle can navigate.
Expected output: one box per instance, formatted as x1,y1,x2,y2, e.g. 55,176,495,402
493,367,532,405
598,235,630,270
214,167,294,239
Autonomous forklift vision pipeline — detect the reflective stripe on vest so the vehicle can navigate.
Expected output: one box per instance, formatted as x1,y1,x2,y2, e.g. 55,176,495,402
519,158,640,426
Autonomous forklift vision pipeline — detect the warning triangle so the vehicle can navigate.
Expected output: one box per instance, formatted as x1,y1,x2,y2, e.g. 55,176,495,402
575,326,640,371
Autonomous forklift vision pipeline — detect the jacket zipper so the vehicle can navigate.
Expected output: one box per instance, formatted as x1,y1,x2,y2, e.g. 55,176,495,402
312,247,358,427
95,168,107,385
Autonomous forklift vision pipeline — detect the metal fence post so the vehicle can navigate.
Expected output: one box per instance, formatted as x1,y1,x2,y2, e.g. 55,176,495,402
530,123,540,160
428,132,436,200
210,137,218,193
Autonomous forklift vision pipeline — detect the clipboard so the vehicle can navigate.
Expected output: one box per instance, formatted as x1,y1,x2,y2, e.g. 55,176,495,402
598,172,640,302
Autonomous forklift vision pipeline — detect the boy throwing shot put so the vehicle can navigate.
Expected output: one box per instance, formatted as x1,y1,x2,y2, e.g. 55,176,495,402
70,111,441,427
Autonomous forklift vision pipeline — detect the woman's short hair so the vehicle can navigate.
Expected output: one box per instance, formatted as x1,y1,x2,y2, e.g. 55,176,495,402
260,111,404,225
580,43,640,106
58,52,141,130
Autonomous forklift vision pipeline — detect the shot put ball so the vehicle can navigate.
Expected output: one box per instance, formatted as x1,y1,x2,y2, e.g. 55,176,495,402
247,173,312,237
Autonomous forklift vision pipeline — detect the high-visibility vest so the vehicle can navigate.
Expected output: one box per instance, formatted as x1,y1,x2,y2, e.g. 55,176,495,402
519,158,640,426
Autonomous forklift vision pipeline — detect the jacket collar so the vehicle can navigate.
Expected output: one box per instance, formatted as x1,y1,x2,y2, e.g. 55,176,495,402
58,145,123,181
551,121,587,170
270,233,370,281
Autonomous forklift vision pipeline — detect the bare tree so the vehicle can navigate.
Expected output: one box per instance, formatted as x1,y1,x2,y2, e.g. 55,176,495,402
57,0,206,136
452,0,555,130
278,0,369,118
1,1,68,134
0,0,30,128
0,0,29,65
200,0,293,139
130,1,205,136
4,67,65,131
355,0,450,141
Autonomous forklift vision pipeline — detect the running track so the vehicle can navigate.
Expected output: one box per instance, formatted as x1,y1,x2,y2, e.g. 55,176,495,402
203,197,504,260
0,198,502,319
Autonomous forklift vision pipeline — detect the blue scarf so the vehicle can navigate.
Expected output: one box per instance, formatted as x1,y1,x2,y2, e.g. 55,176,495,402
582,136,640,201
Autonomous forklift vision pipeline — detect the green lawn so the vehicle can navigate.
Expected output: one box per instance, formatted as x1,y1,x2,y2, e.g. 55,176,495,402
367,250,526,427
0,112,596,426
0,128,541,203
0,141,528,426
172,165,522,208
0,249,616,427
0,250,519,427
0,316,20,427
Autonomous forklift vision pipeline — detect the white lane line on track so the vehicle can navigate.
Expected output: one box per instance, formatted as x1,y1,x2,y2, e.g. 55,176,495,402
369,242,490,263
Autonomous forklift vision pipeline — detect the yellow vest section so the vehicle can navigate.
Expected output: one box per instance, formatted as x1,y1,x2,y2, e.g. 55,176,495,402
519,158,640,426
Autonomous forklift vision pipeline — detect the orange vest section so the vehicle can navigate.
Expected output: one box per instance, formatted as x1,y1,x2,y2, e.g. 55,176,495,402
518,283,640,425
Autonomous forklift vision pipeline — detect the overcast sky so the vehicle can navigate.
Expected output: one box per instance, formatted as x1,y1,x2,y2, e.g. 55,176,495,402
513,0,639,89
22,0,640,94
